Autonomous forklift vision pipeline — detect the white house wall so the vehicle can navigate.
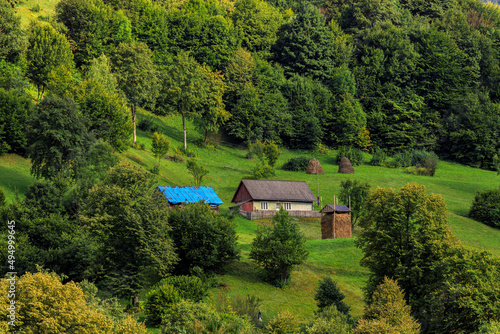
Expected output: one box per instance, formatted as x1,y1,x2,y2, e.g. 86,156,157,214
253,201,313,211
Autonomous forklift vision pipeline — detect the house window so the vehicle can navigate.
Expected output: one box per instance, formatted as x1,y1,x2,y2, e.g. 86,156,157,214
276,202,281,210
283,202,292,211
260,202,268,210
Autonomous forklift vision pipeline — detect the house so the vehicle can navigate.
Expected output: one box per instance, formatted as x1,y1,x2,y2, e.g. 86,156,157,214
231,179,321,219
156,186,223,212
320,204,352,239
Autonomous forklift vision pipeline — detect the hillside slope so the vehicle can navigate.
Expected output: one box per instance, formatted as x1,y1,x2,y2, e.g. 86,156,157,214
3,113,499,323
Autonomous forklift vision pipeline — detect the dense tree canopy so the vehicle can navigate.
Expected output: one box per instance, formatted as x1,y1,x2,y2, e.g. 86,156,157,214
356,183,455,306
80,163,178,302
27,96,91,179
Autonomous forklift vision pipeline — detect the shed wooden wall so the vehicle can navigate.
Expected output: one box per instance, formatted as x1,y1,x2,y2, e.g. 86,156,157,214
233,183,252,203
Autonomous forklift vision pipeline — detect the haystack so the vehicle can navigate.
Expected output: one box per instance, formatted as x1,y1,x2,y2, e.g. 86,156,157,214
306,158,325,174
338,157,354,174
320,204,352,239
321,213,352,239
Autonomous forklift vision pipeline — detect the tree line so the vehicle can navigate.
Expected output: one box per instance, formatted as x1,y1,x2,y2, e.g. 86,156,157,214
3,0,500,167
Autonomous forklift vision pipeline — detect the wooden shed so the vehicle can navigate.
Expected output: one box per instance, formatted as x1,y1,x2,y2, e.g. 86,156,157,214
320,204,352,239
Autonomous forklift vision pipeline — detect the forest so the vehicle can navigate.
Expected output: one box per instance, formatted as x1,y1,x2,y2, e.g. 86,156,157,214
1,0,500,332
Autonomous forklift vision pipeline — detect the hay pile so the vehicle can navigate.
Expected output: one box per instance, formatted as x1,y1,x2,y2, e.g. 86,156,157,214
338,157,354,174
321,213,352,239
306,158,325,174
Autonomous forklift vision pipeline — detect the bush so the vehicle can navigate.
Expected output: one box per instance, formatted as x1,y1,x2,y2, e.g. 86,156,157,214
314,277,350,315
392,151,412,168
405,167,429,176
303,306,352,334
160,275,208,302
469,189,500,228
251,163,275,179
266,310,300,334
283,157,310,171
475,321,500,334
335,147,364,166
176,146,196,157
160,300,253,334
31,3,40,12
145,284,181,326
368,147,387,166
424,155,438,176
391,150,438,175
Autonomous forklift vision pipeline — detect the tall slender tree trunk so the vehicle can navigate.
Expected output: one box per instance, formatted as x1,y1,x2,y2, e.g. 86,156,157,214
132,292,139,307
182,112,187,150
132,104,137,143
205,128,208,143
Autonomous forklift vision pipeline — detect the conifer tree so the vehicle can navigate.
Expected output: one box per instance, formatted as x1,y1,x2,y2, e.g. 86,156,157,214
354,277,420,334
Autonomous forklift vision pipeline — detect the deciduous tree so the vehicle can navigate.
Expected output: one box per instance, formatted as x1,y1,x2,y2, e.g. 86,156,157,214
156,52,226,150
168,202,239,275
186,159,208,186
80,163,178,305
0,272,113,332
27,96,91,179
112,41,159,143
151,131,170,169
26,22,74,100
355,183,455,305
250,208,308,286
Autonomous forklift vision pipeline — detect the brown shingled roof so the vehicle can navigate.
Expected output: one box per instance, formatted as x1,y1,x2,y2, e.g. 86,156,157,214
231,179,317,203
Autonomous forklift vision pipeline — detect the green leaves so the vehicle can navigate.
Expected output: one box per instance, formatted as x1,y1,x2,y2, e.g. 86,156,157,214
356,183,454,304
27,96,91,179
250,209,308,286
26,21,74,100
186,159,208,186
151,132,170,163
168,202,239,275
314,277,350,315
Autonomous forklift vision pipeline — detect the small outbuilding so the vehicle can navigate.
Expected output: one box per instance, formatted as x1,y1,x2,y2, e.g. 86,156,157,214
306,158,325,174
320,204,352,239
156,186,223,212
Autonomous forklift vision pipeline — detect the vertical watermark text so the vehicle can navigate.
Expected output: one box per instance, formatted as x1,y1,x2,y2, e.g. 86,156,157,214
7,220,16,327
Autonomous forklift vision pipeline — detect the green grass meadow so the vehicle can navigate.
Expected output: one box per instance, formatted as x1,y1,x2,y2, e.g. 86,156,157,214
2,111,499,327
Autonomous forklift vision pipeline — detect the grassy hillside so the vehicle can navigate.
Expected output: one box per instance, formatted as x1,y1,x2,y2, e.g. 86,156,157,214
14,0,60,27
3,111,499,327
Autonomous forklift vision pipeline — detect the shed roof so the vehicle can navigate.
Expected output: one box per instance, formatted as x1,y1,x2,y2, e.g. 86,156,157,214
157,186,223,207
320,204,352,213
231,179,317,203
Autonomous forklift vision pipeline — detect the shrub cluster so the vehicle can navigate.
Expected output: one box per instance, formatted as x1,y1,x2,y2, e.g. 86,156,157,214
390,149,438,176
368,147,387,166
335,147,364,166
469,189,500,228
282,156,310,171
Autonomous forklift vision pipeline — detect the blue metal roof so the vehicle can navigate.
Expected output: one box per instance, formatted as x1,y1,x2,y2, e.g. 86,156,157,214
157,186,223,207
